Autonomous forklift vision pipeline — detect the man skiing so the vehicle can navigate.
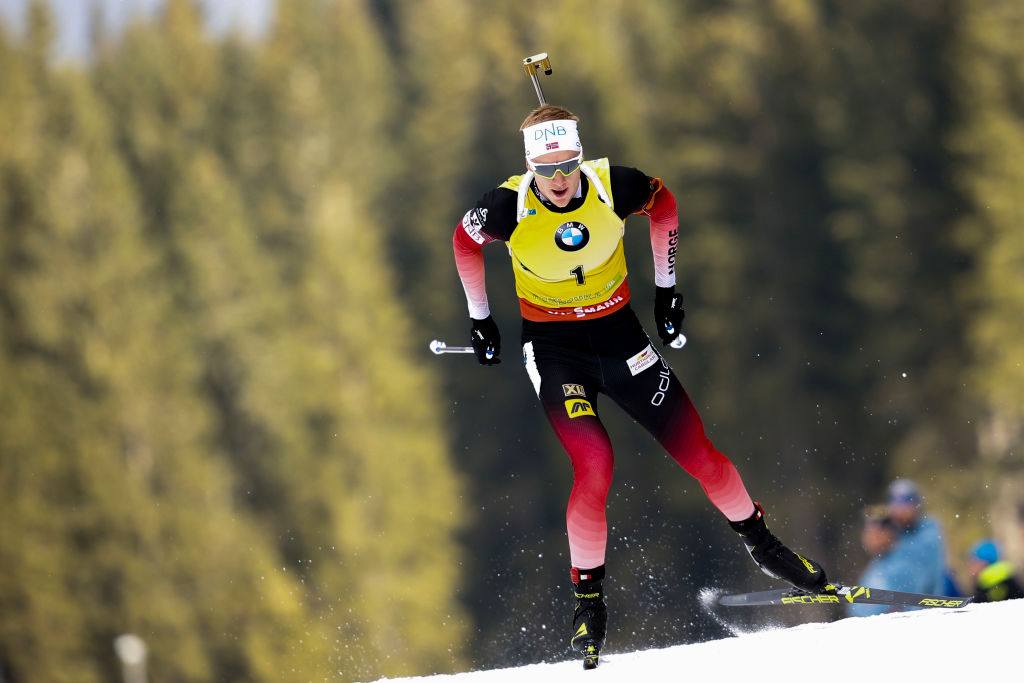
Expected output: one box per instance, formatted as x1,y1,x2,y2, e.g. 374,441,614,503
452,104,829,669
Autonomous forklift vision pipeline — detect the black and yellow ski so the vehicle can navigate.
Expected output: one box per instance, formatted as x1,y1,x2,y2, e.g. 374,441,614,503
718,583,972,609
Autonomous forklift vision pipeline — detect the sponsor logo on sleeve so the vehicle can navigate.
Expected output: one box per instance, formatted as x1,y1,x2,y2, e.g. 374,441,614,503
461,207,488,244
666,228,678,276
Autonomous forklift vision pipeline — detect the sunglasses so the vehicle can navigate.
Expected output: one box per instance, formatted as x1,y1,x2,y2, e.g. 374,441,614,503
528,154,583,179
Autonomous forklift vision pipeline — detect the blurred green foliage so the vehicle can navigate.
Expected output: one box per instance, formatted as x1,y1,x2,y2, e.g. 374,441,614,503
1,0,1023,679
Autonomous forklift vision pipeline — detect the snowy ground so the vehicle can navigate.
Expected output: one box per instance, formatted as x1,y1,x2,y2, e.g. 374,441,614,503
366,597,1021,682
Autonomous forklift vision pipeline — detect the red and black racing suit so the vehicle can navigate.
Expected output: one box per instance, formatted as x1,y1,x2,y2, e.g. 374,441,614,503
453,163,755,573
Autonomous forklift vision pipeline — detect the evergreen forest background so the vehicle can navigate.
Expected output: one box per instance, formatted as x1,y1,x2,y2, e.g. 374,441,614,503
1,0,1023,680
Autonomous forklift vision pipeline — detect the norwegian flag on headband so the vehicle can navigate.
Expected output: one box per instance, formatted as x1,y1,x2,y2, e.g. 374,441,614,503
545,142,559,150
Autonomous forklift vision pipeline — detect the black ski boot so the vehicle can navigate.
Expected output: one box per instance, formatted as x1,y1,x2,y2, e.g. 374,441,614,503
729,503,829,593
570,566,607,670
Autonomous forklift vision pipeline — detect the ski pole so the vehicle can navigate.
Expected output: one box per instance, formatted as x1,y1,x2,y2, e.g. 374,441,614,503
522,53,553,105
429,339,475,355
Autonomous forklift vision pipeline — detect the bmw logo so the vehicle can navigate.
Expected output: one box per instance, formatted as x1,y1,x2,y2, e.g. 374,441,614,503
554,221,590,252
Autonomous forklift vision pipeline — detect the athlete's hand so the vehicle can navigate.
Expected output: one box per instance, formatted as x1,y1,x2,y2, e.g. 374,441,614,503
654,286,685,345
470,315,502,365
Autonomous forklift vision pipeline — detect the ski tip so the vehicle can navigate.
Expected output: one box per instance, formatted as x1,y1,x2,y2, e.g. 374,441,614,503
698,587,726,609
717,592,762,606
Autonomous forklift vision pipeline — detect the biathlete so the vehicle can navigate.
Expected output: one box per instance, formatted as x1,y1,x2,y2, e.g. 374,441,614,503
452,104,829,669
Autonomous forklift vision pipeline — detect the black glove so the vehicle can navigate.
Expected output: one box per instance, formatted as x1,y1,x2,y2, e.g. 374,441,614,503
654,286,685,345
470,315,501,365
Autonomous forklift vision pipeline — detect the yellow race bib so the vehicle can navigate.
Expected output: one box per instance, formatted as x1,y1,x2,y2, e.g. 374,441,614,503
501,159,628,317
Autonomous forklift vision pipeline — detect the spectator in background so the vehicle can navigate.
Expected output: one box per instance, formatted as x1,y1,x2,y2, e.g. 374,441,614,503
885,478,957,596
846,505,919,617
967,539,1023,603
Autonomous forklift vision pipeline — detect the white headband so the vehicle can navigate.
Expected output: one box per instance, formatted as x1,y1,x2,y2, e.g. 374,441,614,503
522,119,582,161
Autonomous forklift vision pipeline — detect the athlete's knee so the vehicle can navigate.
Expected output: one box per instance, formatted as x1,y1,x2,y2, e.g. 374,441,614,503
674,435,731,479
570,452,614,494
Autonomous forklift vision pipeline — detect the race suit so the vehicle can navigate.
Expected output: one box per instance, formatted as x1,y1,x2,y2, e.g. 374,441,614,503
453,159,755,571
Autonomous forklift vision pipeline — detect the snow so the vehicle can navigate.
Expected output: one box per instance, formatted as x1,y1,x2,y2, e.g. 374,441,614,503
364,598,1021,682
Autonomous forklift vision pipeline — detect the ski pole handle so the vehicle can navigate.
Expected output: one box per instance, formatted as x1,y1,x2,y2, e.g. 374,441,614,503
429,339,476,355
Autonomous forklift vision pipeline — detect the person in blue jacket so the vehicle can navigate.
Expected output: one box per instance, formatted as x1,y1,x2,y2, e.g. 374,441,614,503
847,505,922,617
885,478,955,597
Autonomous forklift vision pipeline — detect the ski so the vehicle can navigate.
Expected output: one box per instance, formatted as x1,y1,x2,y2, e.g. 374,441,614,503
718,583,973,609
